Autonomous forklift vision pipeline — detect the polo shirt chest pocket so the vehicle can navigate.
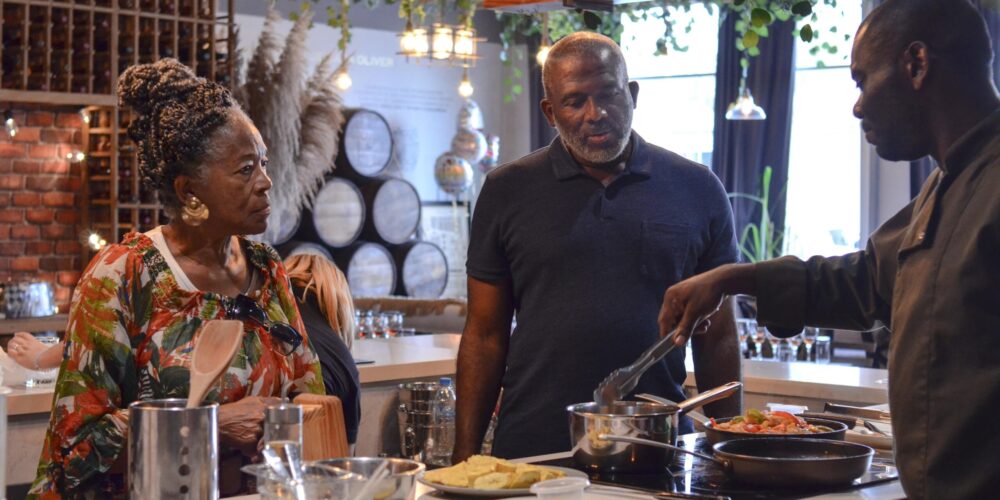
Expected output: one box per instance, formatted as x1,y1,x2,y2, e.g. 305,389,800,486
640,221,696,283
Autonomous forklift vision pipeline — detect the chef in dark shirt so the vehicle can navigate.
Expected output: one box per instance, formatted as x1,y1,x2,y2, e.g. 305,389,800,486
285,250,361,446
660,1,1000,498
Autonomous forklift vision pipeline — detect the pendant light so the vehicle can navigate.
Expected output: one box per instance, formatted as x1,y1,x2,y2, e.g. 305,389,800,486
726,64,767,121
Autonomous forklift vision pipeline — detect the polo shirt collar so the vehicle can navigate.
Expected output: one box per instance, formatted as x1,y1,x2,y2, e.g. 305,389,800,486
549,131,652,181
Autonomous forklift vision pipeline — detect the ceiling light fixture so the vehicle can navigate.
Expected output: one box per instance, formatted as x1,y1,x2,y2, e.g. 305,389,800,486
536,13,551,66
458,68,474,98
726,64,767,121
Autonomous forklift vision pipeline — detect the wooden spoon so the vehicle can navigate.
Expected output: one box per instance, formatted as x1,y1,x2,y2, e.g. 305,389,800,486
187,319,245,408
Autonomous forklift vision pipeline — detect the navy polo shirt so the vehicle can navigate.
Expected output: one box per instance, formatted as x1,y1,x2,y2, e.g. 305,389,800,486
467,133,739,459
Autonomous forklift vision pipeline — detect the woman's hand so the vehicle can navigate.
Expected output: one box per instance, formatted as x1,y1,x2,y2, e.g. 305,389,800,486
6,332,60,370
218,396,283,457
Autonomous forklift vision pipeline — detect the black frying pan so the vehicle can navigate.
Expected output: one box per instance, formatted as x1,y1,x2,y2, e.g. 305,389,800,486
600,435,874,488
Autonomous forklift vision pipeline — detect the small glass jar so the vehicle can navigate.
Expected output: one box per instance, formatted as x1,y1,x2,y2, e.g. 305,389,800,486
264,402,303,460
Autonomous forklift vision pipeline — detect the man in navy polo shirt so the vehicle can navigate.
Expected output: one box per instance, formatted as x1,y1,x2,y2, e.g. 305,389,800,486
453,32,742,461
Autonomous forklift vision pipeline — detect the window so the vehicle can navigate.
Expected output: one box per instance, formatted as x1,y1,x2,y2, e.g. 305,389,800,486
622,6,720,165
783,2,865,258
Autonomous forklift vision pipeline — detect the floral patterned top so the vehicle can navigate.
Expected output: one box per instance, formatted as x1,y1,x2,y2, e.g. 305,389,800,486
29,232,325,499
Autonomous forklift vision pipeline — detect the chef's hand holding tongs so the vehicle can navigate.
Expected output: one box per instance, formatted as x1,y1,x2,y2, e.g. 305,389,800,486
658,264,757,347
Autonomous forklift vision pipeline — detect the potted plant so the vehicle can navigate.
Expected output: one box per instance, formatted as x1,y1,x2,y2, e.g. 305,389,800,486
729,165,785,263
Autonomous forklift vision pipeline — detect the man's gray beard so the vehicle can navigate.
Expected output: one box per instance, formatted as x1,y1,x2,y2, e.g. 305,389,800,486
555,124,631,166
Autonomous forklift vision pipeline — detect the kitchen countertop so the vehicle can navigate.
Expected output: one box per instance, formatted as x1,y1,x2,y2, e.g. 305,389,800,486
2,333,887,415
224,447,905,500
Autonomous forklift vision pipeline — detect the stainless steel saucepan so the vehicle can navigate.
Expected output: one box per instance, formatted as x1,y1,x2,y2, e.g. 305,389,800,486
568,381,742,473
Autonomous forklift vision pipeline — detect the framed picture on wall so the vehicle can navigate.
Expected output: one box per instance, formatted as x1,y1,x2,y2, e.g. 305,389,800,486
418,201,471,299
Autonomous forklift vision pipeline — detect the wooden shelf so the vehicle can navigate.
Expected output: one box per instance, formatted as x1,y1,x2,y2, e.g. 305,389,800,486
71,0,236,263
0,315,69,335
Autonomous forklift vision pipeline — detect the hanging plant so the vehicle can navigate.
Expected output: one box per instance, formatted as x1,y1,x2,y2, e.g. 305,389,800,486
288,0,848,101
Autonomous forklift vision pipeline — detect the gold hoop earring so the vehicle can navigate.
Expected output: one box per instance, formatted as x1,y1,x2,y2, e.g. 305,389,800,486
181,196,209,226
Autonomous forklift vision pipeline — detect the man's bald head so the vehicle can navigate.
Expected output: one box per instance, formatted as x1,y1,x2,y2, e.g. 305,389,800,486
857,0,993,81
542,32,628,99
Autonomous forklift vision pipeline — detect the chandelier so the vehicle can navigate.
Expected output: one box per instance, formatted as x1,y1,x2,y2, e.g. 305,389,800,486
398,7,481,68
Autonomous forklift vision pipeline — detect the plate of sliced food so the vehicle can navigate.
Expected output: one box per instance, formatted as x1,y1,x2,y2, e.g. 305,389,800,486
417,455,587,497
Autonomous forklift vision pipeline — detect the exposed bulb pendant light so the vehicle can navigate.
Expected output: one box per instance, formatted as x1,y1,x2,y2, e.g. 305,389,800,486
412,27,430,57
333,49,352,91
4,109,17,138
431,23,454,60
536,13,551,66
399,18,418,54
726,64,766,121
458,68,474,98
334,67,353,91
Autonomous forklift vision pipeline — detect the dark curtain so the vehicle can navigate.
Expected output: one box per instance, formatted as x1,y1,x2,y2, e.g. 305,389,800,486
528,37,557,152
711,10,797,257
909,1,1000,197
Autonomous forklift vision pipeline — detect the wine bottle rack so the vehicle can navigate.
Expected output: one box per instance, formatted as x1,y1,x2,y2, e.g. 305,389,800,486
35,0,239,263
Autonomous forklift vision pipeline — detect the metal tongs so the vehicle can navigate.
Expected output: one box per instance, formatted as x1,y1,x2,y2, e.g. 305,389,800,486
594,327,681,406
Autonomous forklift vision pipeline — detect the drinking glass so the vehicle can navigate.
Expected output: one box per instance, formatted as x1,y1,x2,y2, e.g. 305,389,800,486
815,335,832,364
356,310,374,340
735,319,755,359
787,333,803,361
373,313,389,339
752,326,767,360
385,311,404,337
802,327,818,361
766,329,783,360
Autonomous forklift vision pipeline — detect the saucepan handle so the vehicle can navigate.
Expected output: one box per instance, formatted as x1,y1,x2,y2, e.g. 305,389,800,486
635,393,711,430
673,381,742,415
597,434,729,469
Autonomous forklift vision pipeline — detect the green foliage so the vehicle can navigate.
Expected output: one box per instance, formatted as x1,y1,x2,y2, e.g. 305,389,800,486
288,0,850,102
728,166,785,263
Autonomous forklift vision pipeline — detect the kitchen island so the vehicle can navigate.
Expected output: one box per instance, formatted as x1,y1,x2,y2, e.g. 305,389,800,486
3,334,889,488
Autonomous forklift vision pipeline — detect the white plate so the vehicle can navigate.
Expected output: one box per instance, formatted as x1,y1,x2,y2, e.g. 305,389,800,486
416,466,588,497
845,428,893,451
504,485,655,500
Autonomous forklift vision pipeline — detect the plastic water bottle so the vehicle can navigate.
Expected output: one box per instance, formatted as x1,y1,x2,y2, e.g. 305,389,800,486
428,377,457,466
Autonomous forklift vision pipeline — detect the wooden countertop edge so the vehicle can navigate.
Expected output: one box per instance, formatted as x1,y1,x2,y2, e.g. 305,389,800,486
358,358,456,385
5,389,54,416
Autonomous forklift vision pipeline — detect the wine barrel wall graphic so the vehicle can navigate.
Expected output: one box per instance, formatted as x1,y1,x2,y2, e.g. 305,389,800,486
268,206,302,246
281,241,334,261
336,109,394,179
294,177,366,248
359,177,421,245
392,241,449,299
333,242,397,298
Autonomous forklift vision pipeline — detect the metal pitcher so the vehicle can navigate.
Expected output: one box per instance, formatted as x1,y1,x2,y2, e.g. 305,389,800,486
128,399,218,500
397,381,439,460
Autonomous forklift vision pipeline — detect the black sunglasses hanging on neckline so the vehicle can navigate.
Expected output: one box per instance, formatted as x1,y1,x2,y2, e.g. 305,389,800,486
225,294,303,356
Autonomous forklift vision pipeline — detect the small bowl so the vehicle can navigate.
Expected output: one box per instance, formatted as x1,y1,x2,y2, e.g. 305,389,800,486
316,457,425,500
530,477,590,500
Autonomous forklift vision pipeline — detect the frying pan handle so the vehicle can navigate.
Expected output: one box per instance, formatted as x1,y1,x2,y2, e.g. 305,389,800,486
597,434,729,469
674,381,742,415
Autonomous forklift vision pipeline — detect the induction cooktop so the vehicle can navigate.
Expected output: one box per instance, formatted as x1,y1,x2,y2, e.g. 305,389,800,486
538,435,899,500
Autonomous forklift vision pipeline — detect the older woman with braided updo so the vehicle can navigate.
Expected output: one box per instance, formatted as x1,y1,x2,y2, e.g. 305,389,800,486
28,59,325,498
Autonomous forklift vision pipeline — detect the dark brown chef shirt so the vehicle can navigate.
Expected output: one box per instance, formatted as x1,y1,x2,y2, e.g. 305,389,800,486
752,108,1000,500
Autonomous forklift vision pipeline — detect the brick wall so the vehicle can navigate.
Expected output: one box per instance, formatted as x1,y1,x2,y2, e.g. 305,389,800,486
0,105,86,310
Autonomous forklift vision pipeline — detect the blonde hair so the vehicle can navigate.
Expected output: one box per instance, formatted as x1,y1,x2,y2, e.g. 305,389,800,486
284,253,356,348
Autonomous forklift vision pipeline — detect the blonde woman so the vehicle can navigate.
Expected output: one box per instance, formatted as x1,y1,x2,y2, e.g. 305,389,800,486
284,246,361,445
